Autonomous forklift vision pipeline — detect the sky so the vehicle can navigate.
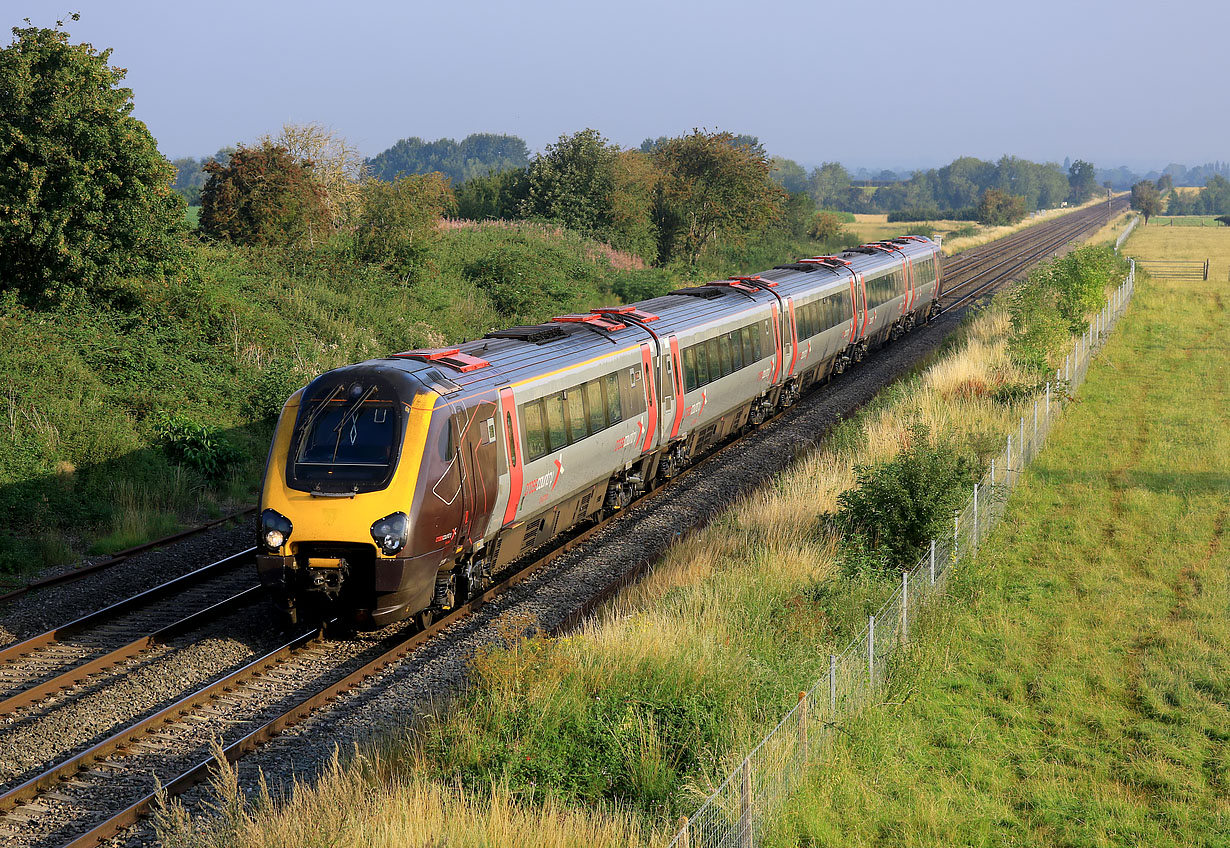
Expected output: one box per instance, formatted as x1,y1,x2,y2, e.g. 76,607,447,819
15,0,1226,171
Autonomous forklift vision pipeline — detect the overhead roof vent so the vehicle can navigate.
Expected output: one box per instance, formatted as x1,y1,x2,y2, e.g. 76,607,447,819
669,286,726,299
391,348,491,373
483,325,569,344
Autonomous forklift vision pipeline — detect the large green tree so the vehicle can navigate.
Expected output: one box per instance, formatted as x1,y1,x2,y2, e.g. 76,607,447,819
0,17,184,305
521,129,620,235
651,130,785,265
1130,180,1163,223
1068,159,1098,204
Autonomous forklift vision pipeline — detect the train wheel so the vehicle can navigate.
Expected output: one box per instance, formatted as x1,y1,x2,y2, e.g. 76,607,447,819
416,609,434,631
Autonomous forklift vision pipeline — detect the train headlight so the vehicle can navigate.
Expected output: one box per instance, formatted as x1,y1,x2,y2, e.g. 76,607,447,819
261,509,293,552
370,512,409,556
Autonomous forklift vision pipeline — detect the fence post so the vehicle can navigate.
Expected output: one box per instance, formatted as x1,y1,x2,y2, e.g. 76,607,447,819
868,615,875,687
798,691,808,766
901,570,909,642
678,817,690,848
1065,353,1070,383
1046,382,1051,419
1019,417,1026,466
1006,433,1012,486
953,510,960,558
739,758,752,848
973,483,979,548
829,654,837,712
990,457,996,490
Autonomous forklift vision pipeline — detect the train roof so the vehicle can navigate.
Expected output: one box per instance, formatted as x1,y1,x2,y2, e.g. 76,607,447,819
327,235,939,401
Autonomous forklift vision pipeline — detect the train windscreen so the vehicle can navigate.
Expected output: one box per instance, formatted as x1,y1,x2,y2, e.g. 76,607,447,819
289,381,405,490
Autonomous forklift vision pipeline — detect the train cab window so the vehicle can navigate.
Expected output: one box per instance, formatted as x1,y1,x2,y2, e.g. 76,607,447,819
523,401,547,461
543,393,566,452
586,380,605,433
565,387,588,442
605,374,623,425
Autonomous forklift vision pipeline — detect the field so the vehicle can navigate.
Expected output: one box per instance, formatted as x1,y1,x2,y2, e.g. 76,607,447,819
1146,216,1225,227
765,228,1230,846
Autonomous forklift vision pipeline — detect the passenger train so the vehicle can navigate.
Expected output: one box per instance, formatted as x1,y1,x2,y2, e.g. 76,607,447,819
256,236,942,628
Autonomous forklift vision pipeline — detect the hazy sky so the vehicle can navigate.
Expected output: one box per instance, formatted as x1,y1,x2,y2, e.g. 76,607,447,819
16,0,1225,170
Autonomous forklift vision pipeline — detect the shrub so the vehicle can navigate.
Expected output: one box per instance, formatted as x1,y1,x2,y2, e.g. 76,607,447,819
354,174,454,281
976,188,1028,226
807,211,850,241
153,415,242,479
200,142,331,247
823,423,977,574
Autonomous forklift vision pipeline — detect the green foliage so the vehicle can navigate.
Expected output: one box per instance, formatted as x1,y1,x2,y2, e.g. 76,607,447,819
522,129,621,236
887,207,942,222
1164,174,1230,216
651,130,786,265
454,168,528,220
1130,180,1164,222
0,17,186,307
770,156,809,194
976,188,1028,226
1067,158,1098,203
353,174,454,280
806,210,850,241
824,423,977,574
199,142,331,246
366,133,529,185
1006,245,1128,370
462,241,594,320
154,415,243,479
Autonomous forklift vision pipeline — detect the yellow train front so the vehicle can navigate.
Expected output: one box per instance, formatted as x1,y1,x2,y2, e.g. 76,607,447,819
256,362,465,629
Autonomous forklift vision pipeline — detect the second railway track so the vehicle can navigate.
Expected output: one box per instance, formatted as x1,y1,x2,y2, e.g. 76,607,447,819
0,200,1123,848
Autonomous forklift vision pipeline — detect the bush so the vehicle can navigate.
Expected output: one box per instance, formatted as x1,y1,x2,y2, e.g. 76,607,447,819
354,174,454,281
807,211,851,241
153,415,242,479
200,142,331,247
823,423,977,574
976,188,1028,226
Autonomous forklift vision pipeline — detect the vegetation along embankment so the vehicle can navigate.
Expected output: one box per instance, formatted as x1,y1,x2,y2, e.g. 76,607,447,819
157,231,1136,842
764,229,1230,846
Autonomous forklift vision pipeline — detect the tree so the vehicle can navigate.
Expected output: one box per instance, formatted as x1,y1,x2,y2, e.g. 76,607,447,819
976,188,1028,226
521,129,620,235
651,130,785,265
354,173,453,280
0,17,185,306
367,133,529,185
1068,159,1097,203
266,122,364,229
808,162,852,209
199,142,331,246
1130,180,1162,223
455,168,528,221
770,156,809,195
807,211,849,241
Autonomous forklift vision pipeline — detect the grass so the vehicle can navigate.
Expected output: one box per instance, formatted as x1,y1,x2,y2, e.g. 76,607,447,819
765,233,1230,847
158,251,1102,847
1147,216,1226,227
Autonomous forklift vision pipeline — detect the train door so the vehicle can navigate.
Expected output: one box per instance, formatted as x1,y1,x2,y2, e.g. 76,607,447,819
490,386,523,535
785,296,799,377
666,335,685,440
638,343,658,454
450,394,499,548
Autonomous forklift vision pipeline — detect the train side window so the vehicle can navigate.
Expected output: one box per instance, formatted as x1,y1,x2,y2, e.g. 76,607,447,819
740,326,754,362
694,342,710,388
605,373,623,425
716,335,732,377
683,346,697,392
705,338,722,381
523,401,547,461
728,330,744,371
565,386,588,442
506,412,517,467
586,380,605,434
543,392,566,451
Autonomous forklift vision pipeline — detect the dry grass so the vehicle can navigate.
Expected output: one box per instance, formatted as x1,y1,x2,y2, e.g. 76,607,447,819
940,195,1114,255
1125,217,1230,276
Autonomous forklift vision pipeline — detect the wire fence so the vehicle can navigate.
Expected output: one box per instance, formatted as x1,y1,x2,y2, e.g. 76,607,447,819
1114,215,1139,252
668,260,1137,848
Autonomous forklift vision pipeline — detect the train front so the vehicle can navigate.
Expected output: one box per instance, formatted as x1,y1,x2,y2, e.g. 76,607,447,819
255,363,447,629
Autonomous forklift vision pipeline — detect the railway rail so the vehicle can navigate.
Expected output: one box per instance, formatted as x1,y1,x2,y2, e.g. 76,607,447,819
0,200,1119,848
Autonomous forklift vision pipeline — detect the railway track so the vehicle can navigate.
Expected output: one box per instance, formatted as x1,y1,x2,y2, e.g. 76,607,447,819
0,200,1122,848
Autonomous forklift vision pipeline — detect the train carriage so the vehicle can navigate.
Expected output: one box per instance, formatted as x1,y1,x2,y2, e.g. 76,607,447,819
256,236,942,629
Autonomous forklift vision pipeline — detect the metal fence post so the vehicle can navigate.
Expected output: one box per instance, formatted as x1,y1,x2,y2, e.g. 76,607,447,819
929,539,936,584
829,654,837,712
739,758,752,848
1065,353,1070,382
1033,399,1038,443
1019,417,1025,465
901,570,909,642
973,483,979,548
1006,433,1012,486
1046,382,1051,418
798,691,809,766
868,615,875,687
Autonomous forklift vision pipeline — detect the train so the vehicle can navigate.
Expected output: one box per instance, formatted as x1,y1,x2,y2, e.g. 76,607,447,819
256,236,943,628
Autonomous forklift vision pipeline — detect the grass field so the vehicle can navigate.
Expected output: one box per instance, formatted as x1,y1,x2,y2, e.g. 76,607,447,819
1147,216,1225,227
765,232,1230,847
